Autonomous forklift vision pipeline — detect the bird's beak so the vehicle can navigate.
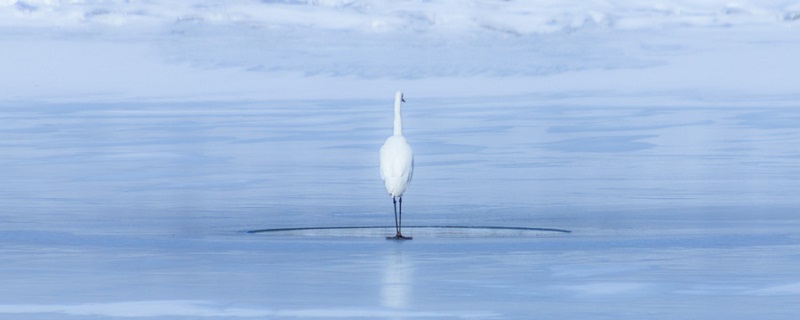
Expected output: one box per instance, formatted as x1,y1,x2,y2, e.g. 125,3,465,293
401,96,406,103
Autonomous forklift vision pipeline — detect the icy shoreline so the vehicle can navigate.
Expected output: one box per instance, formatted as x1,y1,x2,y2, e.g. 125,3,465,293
2,0,799,102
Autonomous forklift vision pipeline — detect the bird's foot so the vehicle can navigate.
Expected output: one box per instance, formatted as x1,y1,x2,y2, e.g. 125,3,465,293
386,232,413,240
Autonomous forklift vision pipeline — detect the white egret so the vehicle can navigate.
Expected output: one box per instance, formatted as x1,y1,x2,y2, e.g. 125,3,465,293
380,91,414,240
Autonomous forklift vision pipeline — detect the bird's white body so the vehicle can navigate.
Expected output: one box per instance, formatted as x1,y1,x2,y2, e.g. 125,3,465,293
380,91,414,239
380,135,413,197
380,91,414,197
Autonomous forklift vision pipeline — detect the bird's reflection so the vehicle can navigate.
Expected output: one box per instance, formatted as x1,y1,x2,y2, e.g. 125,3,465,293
380,247,413,309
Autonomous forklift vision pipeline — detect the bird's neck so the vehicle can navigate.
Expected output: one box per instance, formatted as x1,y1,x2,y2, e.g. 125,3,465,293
393,100,403,136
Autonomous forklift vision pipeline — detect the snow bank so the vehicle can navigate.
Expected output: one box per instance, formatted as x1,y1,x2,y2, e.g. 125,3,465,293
1,0,798,101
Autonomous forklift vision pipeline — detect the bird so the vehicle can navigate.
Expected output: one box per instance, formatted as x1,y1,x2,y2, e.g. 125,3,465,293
380,91,414,240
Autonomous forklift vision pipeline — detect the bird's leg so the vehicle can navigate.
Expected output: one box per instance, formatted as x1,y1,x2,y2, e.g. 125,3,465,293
387,196,411,240
398,196,403,238
393,196,399,236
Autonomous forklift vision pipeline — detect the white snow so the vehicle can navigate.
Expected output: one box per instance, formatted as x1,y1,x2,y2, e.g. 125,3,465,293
1,0,800,319
1,0,799,101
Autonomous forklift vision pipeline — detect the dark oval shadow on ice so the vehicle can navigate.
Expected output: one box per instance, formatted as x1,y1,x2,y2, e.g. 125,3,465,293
247,226,571,238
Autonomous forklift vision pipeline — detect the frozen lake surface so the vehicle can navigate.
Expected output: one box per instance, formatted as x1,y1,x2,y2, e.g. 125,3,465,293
2,0,800,318
3,99,799,319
